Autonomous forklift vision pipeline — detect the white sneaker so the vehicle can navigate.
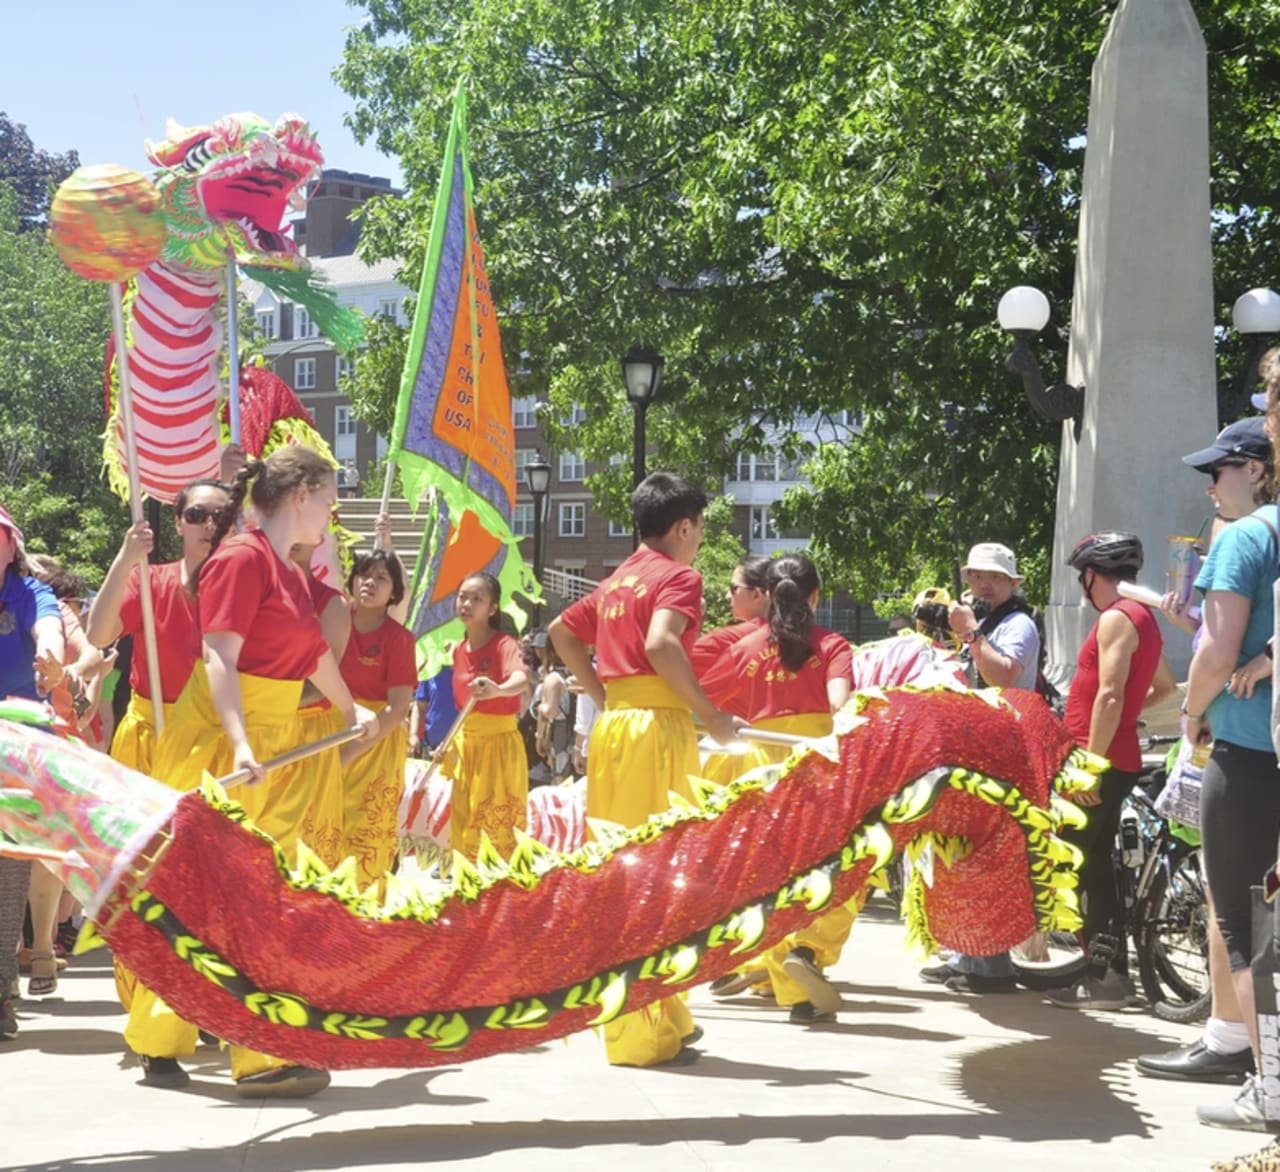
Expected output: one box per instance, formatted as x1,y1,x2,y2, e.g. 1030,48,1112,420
1043,970,1137,1011
1197,1075,1280,1133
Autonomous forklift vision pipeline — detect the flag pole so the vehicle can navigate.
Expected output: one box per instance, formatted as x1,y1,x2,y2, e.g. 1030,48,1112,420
225,256,242,443
109,284,166,734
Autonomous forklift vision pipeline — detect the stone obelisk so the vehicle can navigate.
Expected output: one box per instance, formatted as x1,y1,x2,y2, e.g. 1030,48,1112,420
1046,0,1217,680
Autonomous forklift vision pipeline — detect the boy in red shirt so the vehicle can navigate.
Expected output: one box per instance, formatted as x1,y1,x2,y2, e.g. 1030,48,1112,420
550,473,739,1066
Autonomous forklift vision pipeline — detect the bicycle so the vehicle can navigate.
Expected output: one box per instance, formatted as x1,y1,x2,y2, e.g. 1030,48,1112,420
1012,745,1211,1022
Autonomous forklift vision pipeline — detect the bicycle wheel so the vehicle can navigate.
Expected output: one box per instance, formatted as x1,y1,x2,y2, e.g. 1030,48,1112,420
1135,846,1211,1024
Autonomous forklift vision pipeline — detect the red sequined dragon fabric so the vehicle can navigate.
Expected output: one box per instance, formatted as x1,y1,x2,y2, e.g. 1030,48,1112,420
0,686,1100,1070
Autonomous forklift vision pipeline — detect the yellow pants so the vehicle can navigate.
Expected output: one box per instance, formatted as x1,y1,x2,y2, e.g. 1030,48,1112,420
342,698,408,890
150,663,323,1080
445,712,527,861
588,676,699,1067
110,693,175,777
284,703,347,870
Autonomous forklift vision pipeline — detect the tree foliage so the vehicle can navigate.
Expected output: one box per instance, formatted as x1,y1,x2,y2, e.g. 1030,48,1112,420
0,113,78,227
0,182,123,583
336,1,1280,603
692,495,749,629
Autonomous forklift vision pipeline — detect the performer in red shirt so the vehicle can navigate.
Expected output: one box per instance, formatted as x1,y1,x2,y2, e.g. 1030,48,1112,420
339,550,417,888
690,553,772,721
445,572,530,861
550,472,739,1068
151,447,376,1099
698,555,857,1022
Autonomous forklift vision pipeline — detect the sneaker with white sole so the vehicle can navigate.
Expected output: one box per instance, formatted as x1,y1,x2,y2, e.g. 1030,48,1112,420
780,947,842,1015
1043,969,1137,1011
1198,1075,1280,1133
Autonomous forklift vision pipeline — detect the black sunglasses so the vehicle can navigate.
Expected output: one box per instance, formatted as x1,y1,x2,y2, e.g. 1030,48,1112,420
1210,459,1248,483
181,505,226,525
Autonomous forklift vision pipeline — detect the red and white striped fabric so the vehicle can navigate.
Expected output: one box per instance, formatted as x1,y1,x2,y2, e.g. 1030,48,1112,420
398,768,587,855
116,264,224,503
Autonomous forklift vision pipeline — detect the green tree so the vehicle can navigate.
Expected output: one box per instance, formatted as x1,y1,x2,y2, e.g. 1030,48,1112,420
0,113,78,227
0,182,123,583
336,1,1280,602
693,495,748,628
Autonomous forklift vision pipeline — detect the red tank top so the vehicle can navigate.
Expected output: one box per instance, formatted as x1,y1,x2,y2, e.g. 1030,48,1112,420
1063,598,1163,772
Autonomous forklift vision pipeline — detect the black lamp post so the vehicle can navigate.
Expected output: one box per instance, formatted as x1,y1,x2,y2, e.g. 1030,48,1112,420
997,286,1086,441
1231,288,1280,418
621,346,664,549
525,452,551,624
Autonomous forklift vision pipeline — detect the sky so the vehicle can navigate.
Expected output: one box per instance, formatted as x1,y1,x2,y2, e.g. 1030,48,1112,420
4,0,404,186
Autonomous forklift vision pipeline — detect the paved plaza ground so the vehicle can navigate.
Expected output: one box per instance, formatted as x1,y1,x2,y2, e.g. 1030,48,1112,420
1,899,1268,1172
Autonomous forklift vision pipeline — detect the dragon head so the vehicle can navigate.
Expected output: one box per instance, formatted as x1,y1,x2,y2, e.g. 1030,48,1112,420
146,113,323,273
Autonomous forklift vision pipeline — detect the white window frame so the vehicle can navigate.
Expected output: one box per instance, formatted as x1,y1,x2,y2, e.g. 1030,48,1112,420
335,405,356,438
295,306,317,340
560,402,587,426
256,310,277,339
377,297,399,321
559,502,586,537
608,518,630,538
515,447,539,481
512,396,539,429
295,357,317,390
335,354,353,381
559,451,586,483
750,505,779,541
513,502,535,538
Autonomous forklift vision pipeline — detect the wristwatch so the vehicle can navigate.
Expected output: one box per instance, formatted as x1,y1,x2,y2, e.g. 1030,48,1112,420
962,630,982,646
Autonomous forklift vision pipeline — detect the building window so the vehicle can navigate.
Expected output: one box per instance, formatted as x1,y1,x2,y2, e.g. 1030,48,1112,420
608,519,630,538
256,310,276,339
336,354,353,381
378,298,398,321
560,402,587,426
295,306,318,340
512,396,539,429
515,448,539,480
295,357,316,390
334,405,356,461
559,503,586,537
734,452,778,481
559,452,586,483
750,506,779,541
513,502,535,538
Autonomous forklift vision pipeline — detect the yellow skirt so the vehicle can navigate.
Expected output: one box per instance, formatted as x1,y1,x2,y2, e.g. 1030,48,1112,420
284,703,346,869
444,711,527,861
702,710,833,786
110,693,177,777
587,675,698,1067
342,697,408,889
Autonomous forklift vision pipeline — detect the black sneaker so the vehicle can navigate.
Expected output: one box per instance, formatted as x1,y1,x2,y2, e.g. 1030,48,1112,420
919,961,956,984
0,995,17,1040
944,973,1019,995
709,970,765,999
236,1066,330,1099
789,1000,836,1025
139,1056,190,1089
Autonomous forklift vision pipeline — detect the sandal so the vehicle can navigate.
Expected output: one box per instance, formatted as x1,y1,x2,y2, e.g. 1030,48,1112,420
27,951,58,997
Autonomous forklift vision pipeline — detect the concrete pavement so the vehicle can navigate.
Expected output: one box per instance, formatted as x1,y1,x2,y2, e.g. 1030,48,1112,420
0,900,1268,1171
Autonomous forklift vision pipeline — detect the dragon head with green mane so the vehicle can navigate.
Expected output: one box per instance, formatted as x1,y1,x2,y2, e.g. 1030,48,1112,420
145,112,321,274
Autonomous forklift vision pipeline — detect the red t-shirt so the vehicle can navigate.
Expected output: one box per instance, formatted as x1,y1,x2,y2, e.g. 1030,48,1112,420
560,547,703,680
340,617,417,703
118,561,200,703
1064,598,1163,773
452,632,525,715
692,619,764,719
700,623,852,721
198,530,328,681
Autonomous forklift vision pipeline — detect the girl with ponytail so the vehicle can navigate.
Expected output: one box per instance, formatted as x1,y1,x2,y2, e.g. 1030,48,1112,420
150,446,376,1100
697,554,857,1025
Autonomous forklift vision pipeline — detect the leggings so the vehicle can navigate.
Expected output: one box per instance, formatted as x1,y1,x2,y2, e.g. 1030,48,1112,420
1200,739,1280,972
1060,767,1140,974
0,858,31,989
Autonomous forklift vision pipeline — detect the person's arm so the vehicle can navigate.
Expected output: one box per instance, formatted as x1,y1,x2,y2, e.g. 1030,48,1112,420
1086,608,1138,758
1144,655,1178,710
203,631,260,780
86,522,152,647
467,666,530,701
826,676,851,712
340,683,414,766
549,617,605,710
948,604,1026,688
319,593,352,663
1183,589,1251,748
645,608,740,744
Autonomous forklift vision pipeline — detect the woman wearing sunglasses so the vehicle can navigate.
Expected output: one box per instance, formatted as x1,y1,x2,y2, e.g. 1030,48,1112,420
87,479,233,773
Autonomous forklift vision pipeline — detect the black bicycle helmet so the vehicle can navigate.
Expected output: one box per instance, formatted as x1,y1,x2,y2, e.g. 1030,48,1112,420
1067,531,1144,575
